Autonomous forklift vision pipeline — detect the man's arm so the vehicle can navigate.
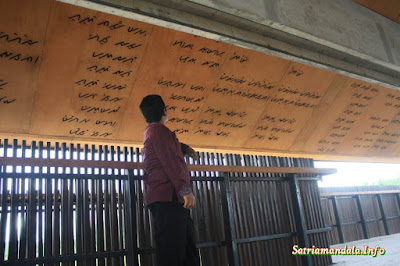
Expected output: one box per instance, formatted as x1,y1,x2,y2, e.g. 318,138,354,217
181,143,199,160
180,143,189,154
183,193,196,209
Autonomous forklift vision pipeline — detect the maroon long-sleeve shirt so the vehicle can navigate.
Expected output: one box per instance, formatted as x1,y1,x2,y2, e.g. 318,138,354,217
142,123,192,205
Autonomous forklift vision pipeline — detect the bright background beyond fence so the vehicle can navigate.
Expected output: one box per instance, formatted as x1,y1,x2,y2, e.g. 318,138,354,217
316,161,400,187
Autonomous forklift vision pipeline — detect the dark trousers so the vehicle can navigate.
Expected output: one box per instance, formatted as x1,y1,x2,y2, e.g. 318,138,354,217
148,202,200,266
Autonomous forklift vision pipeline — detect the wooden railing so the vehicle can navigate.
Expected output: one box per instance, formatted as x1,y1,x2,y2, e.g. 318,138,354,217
0,156,336,175
321,191,400,245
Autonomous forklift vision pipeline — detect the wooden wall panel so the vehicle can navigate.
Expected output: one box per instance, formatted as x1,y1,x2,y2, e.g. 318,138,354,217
338,86,400,156
186,47,290,148
0,0,53,132
1,0,400,162
246,63,337,151
30,2,153,140
297,79,383,155
354,0,400,23
118,27,231,144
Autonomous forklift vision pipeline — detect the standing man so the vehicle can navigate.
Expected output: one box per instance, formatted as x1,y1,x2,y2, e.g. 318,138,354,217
139,94,200,266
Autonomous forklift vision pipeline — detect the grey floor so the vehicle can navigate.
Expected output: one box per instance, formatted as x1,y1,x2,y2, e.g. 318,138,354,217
330,233,400,265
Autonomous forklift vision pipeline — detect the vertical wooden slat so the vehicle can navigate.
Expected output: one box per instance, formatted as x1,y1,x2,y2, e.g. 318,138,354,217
75,144,84,266
259,156,274,264
82,144,91,266
288,158,301,264
282,158,296,265
274,156,286,265
302,175,315,230
205,151,222,265
19,140,27,260
104,145,111,265
37,141,44,263
243,155,262,265
27,141,37,260
196,153,207,260
8,139,18,260
0,139,7,261
232,154,245,265
266,156,281,266
133,147,149,266
116,146,122,245
302,181,316,263
110,146,119,266
193,157,205,264
61,142,69,261
219,170,239,266
284,178,297,265
97,145,105,266
209,152,221,265
251,155,265,265
307,161,324,232
257,156,272,264
53,142,61,265
255,178,268,263
90,144,96,258
215,153,228,265
199,152,215,264
191,158,201,258
277,157,290,264
225,154,243,266
125,168,139,266
239,154,252,266
278,158,289,265
203,152,218,265
61,142,70,265
44,142,53,261
259,156,278,266
236,153,253,266
272,157,282,265
207,154,219,265
217,152,228,265
122,146,130,265
119,147,126,255
192,154,209,265
68,143,74,261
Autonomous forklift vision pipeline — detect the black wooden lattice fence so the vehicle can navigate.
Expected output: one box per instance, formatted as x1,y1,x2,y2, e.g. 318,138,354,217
321,190,400,245
0,138,334,266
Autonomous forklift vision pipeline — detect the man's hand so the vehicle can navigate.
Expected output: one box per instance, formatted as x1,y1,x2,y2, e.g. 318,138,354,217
183,193,196,209
186,147,199,160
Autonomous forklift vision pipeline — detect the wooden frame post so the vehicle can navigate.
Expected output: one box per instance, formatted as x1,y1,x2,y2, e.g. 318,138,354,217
332,196,344,243
219,172,239,266
355,195,369,239
289,174,312,266
125,170,139,266
377,194,390,235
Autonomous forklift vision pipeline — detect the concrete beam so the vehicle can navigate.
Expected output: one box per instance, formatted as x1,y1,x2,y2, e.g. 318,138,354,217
65,0,400,90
